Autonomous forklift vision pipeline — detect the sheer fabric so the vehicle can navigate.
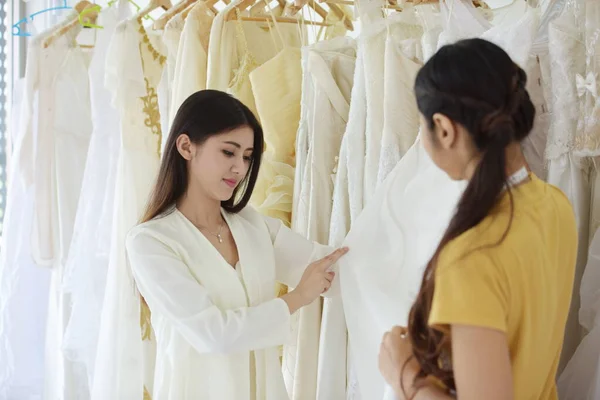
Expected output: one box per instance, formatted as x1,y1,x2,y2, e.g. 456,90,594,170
0,76,51,400
61,7,130,395
291,36,357,400
91,18,166,400
338,2,540,398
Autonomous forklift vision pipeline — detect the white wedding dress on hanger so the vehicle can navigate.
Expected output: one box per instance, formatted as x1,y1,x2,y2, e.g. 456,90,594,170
0,77,51,400
543,0,593,371
61,5,130,396
339,2,540,399
30,22,95,400
292,36,357,400
91,17,167,400
558,227,600,399
556,0,600,394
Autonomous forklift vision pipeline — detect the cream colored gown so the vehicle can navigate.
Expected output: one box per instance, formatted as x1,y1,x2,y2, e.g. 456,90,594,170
168,2,214,129
292,37,357,400
91,17,166,400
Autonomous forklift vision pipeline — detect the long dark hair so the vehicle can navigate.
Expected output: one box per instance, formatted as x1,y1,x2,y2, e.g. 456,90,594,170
141,90,264,223
406,38,535,392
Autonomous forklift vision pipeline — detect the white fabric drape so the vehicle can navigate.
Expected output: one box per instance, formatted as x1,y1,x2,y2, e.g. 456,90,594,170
61,6,130,396
338,2,540,398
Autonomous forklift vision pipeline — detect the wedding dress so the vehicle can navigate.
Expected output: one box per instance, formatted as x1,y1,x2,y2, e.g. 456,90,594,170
0,12,94,397
378,10,424,184
91,17,166,400
29,22,95,400
542,0,594,370
158,12,184,147
321,9,423,399
168,2,214,135
556,0,600,388
207,0,302,111
558,227,600,399
249,19,301,228
0,76,51,399
290,36,356,400
61,5,130,396
339,2,540,398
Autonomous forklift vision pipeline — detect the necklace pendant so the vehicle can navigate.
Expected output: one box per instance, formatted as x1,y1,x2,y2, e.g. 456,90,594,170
217,234,223,243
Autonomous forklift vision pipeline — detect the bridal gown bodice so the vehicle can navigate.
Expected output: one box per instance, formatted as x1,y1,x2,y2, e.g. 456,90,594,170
29,22,96,400
339,2,541,398
207,0,302,114
294,37,356,243
91,17,166,400
249,26,302,227
378,11,424,184
28,25,94,269
158,11,184,147
62,6,130,394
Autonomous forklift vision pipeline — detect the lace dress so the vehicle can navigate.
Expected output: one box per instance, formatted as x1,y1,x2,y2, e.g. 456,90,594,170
542,0,595,371
556,0,600,394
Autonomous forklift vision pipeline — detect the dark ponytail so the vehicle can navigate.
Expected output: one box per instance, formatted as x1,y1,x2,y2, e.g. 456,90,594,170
406,38,535,391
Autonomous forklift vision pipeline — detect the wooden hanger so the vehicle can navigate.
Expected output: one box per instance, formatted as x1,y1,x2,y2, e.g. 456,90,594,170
153,0,196,29
250,0,287,16
43,1,100,48
152,0,220,29
404,0,489,7
289,0,353,31
324,0,402,10
225,0,331,25
134,0,173,20
324,0,487,11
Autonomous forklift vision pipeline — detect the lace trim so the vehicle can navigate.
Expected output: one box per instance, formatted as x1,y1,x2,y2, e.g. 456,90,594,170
229,9,259,93
139,77,162,155
137,18,167,66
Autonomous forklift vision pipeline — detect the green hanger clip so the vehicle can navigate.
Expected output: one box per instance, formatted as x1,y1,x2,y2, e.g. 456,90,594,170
79,4,104,29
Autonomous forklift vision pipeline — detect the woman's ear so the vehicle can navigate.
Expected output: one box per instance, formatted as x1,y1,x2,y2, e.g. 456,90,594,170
176,134,194,161
432,113,458,150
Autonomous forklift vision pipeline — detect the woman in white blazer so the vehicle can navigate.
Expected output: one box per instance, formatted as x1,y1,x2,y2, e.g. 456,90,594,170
126,90,348,400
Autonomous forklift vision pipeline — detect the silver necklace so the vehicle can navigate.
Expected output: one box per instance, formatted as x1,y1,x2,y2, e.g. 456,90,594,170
198,220,225,243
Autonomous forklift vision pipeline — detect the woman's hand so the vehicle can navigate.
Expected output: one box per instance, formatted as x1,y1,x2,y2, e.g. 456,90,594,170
282,247,348,313
379,326,419,400
296,247,348,303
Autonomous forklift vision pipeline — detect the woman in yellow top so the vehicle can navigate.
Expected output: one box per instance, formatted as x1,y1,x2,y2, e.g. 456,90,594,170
378,38,577,400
